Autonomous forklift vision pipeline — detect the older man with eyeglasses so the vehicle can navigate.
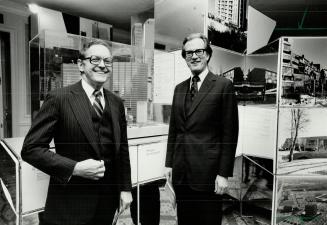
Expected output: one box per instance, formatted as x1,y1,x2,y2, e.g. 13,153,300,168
165,33,239,225
22,39,132,225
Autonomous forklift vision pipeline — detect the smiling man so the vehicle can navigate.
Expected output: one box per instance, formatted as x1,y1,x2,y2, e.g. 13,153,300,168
21,39,132,225
165,33,239,225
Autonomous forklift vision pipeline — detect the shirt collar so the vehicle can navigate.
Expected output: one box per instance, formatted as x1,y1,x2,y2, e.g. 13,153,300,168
191,67,209,81
81,78,104,98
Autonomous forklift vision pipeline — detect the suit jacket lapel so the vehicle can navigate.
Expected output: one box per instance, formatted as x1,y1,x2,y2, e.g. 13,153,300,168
68,81,102,159
179,79,189,120
104,90,121,153
187,72,216,117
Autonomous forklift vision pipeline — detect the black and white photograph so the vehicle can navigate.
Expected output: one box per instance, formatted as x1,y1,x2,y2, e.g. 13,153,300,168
207,0,247,53
239,155,273,225
279,37,327,107
215,155,273,225
204,41,279,105
248,0,327,53
276,176,327,225
1,0,327,225
277,107,327,175
233,42,278,105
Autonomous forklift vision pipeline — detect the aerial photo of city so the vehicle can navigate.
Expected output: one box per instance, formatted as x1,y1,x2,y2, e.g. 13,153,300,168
276,177,327,225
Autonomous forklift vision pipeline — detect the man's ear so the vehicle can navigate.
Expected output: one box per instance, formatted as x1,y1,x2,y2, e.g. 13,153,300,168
77,59,84,73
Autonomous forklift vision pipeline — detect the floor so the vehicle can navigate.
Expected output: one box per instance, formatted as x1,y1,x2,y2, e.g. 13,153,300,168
21,188,271,225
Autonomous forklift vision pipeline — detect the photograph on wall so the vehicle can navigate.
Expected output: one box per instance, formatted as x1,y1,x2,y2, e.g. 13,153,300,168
275,176,327,225
208,41,279,105
207,0,247,53
218,155,273,225
204,44,278,168
248,0,327,53
232,41,279,105
169,39,279,106
276,107,327,175
279,37,327,107
240,155,273,225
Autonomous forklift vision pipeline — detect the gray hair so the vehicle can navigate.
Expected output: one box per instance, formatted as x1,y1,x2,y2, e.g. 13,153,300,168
79,39,112,58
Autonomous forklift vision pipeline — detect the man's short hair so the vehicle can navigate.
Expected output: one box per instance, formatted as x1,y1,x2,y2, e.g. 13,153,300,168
79,39,112,58
181,33,212,63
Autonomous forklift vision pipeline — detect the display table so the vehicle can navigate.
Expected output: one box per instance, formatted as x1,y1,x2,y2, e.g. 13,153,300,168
0,124,168,225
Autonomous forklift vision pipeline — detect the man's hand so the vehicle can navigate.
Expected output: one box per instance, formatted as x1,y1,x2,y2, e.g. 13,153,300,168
119,191,132,212
73,159,105,180
214,175,228,195
164,167,172,183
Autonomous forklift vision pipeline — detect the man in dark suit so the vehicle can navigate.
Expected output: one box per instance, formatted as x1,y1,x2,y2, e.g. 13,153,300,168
21,39,132,225
165,33,239,225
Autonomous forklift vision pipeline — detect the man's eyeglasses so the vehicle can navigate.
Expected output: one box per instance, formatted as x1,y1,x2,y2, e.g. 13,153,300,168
81,55,113,67
185,49,206,59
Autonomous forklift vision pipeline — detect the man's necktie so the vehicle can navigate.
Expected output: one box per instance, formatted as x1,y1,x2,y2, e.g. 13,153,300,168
190,75,200,101
93,90,103,118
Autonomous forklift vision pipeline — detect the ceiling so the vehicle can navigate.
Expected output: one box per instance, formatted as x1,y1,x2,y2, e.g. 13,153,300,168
250,0,327,40
9,0,154,30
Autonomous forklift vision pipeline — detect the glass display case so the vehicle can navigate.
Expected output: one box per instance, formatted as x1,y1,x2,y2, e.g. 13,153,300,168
29,30,173,131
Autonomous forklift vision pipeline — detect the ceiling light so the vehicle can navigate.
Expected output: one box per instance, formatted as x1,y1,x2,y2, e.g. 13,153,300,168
28,4,39,14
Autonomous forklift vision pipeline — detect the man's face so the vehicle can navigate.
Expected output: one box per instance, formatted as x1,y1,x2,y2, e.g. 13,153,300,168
184,38,209,75
78,44,112,89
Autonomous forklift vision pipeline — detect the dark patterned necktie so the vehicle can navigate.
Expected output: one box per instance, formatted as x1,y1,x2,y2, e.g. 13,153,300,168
93,90,103,118
190,75,200,101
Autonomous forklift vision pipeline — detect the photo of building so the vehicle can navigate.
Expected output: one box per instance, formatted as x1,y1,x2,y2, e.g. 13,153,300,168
219,42,278,105
208,0,247,53
214,0,245,28
277,108,327,175
280,37,327,107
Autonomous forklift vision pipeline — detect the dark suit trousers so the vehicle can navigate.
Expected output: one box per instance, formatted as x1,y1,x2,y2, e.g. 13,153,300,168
130,180,161,225
39,183,118,225
85,185,118,225
174,184,222,225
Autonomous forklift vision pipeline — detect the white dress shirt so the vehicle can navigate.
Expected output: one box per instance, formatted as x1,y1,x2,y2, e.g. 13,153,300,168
81,78,105,109
190,67,209,91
